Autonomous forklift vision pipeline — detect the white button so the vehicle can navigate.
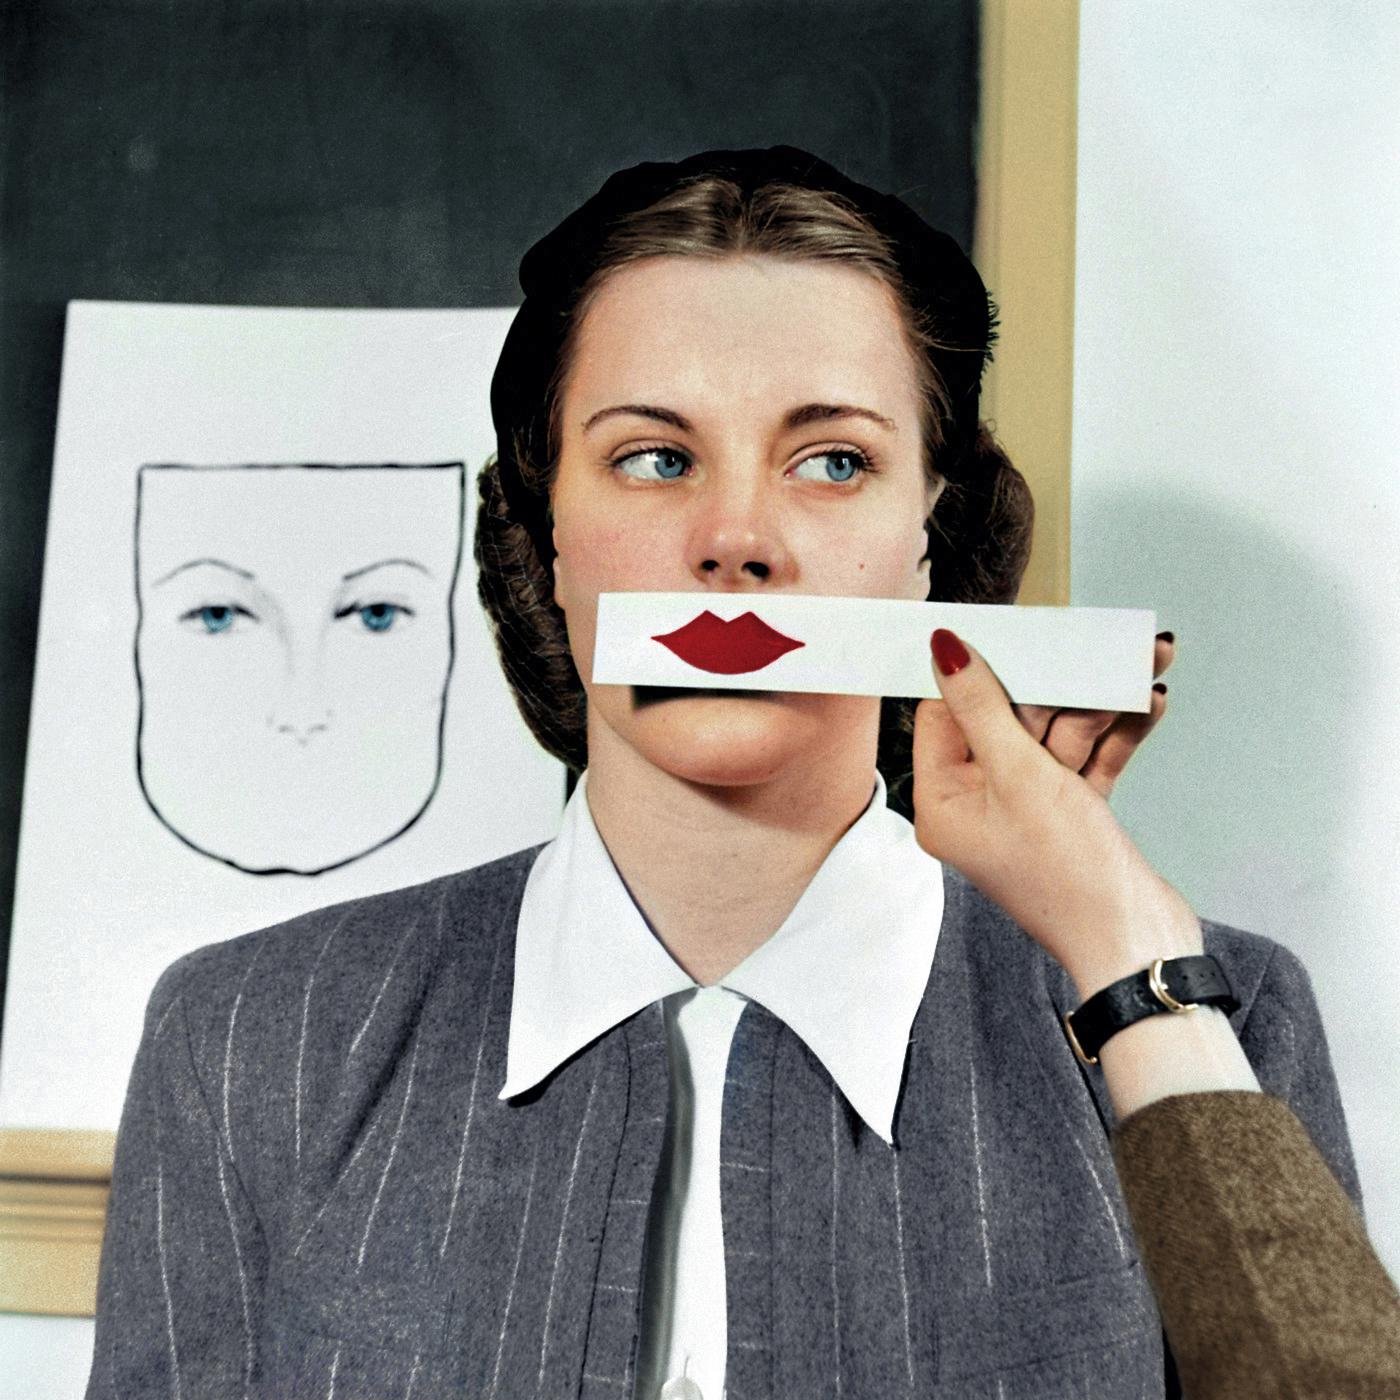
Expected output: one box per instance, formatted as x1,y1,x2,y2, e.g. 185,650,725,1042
659,1378,703,1400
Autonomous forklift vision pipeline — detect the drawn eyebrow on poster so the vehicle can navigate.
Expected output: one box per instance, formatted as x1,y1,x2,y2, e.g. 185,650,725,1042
151,557,256,585
342,557,434,581
133,461,466,878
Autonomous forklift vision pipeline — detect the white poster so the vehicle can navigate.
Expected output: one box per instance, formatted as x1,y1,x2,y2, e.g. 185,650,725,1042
0,302,564,1130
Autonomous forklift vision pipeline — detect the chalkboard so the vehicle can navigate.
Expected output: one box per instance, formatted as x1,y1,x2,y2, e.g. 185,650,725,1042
0,0,980,1032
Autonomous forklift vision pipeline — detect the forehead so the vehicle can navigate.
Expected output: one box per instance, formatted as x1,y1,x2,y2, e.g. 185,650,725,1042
564,254,922,424
137,467,462,581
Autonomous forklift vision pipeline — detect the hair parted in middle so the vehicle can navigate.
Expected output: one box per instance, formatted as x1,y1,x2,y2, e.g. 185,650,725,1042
477,147,1033,810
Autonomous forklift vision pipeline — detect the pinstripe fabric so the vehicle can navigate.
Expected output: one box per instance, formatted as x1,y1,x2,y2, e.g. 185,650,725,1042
88,847,1360,1399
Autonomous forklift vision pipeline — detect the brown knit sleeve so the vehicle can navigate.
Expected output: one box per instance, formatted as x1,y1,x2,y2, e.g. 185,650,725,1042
1113,1091,1400,1399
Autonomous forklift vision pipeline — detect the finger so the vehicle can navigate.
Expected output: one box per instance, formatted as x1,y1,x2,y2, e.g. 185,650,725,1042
1042,707,1117,772
914,697,970,767
911,698,981,803
1014,702,1055,743
1083,683,1168,798
929,629,1040,781
1027,635,1172,760
1153,632,1175,681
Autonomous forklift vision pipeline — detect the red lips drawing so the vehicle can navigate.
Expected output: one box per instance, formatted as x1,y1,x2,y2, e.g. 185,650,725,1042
651,610,805,674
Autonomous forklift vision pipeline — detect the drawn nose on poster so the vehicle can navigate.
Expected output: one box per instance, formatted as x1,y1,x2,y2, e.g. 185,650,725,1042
133,461,465,876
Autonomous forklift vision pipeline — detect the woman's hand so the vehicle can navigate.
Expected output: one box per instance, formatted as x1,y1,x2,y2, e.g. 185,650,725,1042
1010,633,1176,796
913,627,1261,1115
911,628,1202,1000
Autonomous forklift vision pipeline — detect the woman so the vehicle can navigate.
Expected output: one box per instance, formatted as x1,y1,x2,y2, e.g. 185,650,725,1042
88,147,1395,1399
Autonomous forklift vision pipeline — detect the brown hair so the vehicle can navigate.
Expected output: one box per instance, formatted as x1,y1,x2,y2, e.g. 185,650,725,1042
476,171,1033,807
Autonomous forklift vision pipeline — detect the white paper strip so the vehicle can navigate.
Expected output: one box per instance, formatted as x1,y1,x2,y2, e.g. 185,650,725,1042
593,593,1158,712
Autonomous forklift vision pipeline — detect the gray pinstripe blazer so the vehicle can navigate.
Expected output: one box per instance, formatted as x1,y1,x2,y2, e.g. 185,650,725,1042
86,845,1359,1400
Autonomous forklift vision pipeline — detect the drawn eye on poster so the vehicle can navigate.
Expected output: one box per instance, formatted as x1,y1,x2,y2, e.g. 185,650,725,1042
134,462,464,876
0,303,563,1133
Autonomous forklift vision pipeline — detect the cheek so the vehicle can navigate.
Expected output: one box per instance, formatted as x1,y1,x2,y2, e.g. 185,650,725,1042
822,512,930,598
138,629,281,711
326,623,450,712
553,514,660,607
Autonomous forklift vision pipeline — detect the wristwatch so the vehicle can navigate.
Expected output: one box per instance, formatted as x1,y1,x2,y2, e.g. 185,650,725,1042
1063,955,1239,1066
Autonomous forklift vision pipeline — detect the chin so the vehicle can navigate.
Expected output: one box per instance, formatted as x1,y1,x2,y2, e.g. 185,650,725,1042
617,689,835,788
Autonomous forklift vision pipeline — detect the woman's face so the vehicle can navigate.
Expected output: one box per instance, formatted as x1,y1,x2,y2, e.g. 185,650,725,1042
550,253,935,788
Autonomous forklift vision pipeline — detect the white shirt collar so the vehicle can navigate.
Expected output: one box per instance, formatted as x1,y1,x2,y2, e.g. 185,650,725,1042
500,770,945,1145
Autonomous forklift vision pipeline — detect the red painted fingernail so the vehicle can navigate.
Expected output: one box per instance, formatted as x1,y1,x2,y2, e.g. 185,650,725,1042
931,628,970,676
1153,682,1167,695
1156,631,1175,643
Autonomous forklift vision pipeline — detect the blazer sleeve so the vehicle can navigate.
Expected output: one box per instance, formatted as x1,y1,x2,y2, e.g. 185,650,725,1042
86,956,269,1400
1213,928,1363,1210
1113,1091,1400,1400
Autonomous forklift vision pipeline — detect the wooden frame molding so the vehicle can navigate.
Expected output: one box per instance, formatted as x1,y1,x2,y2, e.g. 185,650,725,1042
976,0,1079,607
0,0,1080,1320
0,1129,116,1316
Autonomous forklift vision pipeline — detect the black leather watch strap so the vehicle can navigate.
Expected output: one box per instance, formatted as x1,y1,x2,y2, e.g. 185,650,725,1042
1063,955,1239,1065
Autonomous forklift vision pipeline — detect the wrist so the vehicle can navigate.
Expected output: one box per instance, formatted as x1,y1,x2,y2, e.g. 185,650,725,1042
1097,1007,1260,1118
1063,894,1204,1003
1069,942,1203,1004
1065,954,1239,1068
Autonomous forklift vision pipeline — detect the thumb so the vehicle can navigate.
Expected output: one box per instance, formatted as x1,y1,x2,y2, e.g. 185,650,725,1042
911,697,972,804
929,628,1030,773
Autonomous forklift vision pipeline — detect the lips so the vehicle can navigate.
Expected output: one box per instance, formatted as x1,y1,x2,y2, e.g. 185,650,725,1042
651,610,805,674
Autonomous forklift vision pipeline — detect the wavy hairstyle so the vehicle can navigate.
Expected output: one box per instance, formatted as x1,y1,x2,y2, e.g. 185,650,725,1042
476,150,1033,808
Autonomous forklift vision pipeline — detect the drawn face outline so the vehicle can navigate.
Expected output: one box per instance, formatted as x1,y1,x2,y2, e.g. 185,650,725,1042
134,463,465,875
549,253,935,789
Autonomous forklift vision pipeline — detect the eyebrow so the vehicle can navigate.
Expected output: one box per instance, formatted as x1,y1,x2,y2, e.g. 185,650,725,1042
341,558,433,583
581,402,898,435
151,558,254,587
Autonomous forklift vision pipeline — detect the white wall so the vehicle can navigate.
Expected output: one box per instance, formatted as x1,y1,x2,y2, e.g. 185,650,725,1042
0,1316,93,1398
1074,0,1400,1277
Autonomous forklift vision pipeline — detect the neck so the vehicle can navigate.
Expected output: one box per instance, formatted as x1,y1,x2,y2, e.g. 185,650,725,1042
583,711,880,986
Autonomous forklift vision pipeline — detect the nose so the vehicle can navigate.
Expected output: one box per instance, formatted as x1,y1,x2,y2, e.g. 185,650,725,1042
267,666,332,746
687,475,795,588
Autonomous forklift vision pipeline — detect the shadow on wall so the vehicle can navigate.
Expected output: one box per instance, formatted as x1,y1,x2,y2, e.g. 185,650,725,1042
1074,483,1400,1282
1071,484,1363,952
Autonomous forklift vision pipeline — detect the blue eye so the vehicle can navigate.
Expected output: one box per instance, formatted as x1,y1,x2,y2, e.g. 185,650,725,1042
180,603,255,634
334,600,416,632
791,450,869,483
358,603,401,632
615,447,690,481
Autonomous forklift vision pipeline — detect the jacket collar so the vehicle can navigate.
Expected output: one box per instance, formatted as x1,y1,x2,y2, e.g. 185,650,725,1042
500,771,944,1144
